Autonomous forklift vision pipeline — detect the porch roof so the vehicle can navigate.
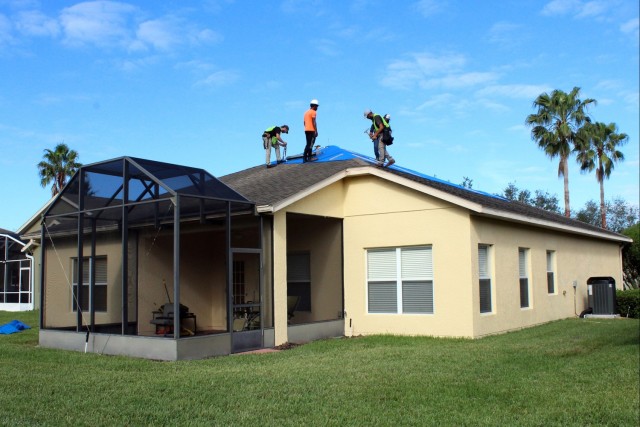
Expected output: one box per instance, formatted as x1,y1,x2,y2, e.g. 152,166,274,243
220,146,630,243
43,156,254,234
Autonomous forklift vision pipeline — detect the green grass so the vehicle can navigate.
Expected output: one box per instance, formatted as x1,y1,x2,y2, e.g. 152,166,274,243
1,311,638,426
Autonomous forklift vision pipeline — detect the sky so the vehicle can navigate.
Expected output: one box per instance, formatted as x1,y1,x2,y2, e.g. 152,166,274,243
0,0,638,232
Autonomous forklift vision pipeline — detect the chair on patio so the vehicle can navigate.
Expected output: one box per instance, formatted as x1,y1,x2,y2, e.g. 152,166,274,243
151,303,197,336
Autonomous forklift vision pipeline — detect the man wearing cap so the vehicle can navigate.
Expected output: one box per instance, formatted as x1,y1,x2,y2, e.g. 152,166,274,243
263,124,289,168
365,109,395,167
303,99,319,162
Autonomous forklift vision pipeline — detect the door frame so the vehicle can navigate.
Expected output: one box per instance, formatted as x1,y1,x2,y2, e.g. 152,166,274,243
229,248,263,353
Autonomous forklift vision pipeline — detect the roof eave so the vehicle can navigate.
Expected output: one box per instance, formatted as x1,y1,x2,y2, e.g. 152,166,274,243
477,207,632,243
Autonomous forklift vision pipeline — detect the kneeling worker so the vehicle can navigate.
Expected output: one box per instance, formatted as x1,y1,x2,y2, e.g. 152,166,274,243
263,125,289,168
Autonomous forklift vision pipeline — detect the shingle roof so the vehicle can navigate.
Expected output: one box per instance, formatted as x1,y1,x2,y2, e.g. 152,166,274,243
220,146,628,242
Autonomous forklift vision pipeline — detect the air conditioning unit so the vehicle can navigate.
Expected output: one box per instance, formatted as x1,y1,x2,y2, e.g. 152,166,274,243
587,277,617,315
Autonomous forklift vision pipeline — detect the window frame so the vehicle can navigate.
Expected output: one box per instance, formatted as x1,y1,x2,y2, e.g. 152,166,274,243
478,244,493,314
546,250,556,295
518,248,530,309
71,256,107,313
366,246,434,315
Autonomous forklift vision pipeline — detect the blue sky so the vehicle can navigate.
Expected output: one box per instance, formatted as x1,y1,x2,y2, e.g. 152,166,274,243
1,0,638,232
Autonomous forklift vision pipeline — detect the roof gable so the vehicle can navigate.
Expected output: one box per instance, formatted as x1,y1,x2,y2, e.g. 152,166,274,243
220,146,630,243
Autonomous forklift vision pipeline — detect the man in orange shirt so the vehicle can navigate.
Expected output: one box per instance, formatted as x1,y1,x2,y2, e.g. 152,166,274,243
303,99,319,162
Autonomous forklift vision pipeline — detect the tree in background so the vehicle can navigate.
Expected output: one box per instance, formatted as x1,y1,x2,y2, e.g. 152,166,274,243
621,224,639,289
502,182,561,214
574,197,639,233
575,122,628,229
461,177,473,189
525,87,595,217
37,143,81,196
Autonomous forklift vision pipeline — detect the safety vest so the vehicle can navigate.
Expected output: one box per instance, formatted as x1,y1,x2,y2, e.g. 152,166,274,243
264,126,278,146
370,114,389,132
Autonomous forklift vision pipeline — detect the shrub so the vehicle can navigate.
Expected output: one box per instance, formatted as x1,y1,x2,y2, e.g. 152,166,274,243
616,288,640,318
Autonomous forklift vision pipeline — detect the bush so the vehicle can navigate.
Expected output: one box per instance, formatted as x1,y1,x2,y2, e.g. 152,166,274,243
617,288,640,318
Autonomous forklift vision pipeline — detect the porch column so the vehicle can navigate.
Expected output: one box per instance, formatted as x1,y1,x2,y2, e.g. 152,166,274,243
273,212,288,345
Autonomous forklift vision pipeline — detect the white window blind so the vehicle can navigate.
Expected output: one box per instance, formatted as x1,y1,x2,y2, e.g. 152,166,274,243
367,246,433,314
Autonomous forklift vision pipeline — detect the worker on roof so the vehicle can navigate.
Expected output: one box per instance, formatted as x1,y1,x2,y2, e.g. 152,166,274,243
263,125,288,168
303,99,319,162
365,109,394,167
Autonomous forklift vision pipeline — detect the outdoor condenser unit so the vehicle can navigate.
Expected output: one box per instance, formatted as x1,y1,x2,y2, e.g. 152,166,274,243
587,276,617,315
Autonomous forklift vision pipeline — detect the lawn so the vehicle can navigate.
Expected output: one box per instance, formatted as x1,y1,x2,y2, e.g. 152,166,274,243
0,311,638,426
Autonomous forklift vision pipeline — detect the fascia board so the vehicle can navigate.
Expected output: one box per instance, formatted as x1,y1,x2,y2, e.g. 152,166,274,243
478,207,632,243
264,166,483,214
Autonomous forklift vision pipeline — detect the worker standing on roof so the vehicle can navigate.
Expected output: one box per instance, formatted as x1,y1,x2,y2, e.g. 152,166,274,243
303,99,319,163
263,125,289,168
365,109,394,167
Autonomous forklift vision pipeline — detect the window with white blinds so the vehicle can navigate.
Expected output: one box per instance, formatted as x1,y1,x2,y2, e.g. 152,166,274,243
518,248,529,308
478,245,492,314
72,256,107,312
546,250,555,294
367,246,433,314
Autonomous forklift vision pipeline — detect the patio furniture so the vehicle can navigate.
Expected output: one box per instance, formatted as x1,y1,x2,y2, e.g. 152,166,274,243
151,303,197,335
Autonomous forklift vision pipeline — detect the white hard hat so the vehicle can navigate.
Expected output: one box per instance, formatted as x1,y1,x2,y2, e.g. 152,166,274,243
364,109,372,117
384,114,391,120
310,99,319,106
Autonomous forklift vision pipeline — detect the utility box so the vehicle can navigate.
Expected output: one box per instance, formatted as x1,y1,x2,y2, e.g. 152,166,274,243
587,277,617,315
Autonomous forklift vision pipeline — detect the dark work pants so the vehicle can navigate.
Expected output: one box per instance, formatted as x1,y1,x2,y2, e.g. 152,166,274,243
304,131,316,161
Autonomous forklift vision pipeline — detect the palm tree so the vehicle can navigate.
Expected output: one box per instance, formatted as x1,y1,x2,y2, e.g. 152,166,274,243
575,122,628,229
37,143,82,196
525,87,596,217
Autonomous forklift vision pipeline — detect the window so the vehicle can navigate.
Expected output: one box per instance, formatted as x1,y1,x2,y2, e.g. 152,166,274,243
478,245,492,314
72,256,107,312
287,252,311,311
518,248,529,308
367,246,433,314
233,260,245,305
546,250,555,294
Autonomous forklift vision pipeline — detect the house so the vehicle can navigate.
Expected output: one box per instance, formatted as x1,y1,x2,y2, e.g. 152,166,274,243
0,228,34,311
21,146,630,360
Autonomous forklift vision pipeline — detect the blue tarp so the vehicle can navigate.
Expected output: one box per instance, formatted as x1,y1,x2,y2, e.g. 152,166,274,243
0,320,31,335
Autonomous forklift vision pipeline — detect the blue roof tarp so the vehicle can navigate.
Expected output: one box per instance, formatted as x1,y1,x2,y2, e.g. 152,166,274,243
0,320,31,335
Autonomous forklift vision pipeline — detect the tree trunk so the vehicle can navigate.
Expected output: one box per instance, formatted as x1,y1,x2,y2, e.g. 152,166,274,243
600,178,606,229
562,158,570,217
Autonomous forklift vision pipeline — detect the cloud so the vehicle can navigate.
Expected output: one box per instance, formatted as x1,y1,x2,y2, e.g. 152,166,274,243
15,10,60,37
196,69,239,87
413,0,446,17
381,52,468,90
620,17,639,40
487,21,525,48
59,1,138,48
58,1,221,52
0,14,14,45
541,0,609,18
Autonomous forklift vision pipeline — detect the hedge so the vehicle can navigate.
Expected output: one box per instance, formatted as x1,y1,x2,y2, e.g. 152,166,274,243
616,288,640,318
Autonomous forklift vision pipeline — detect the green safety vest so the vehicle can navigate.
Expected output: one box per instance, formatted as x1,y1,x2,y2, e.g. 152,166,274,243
370,114,389,132
264,126,278,146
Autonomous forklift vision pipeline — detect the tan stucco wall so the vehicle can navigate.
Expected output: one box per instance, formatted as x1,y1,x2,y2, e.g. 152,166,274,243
286,216,343,324
342,175,475,338
471,216,624,337
43,231,125,328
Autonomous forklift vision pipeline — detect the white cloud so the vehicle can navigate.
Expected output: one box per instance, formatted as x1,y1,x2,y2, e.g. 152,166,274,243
541,0,609,18
381,52,468,90
196,70,239,87
421,71,498,89
488,21,524,48
413,0,446,17
59,1,137,48
0,14,14,45
620,17,639,40
15,10,60,37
